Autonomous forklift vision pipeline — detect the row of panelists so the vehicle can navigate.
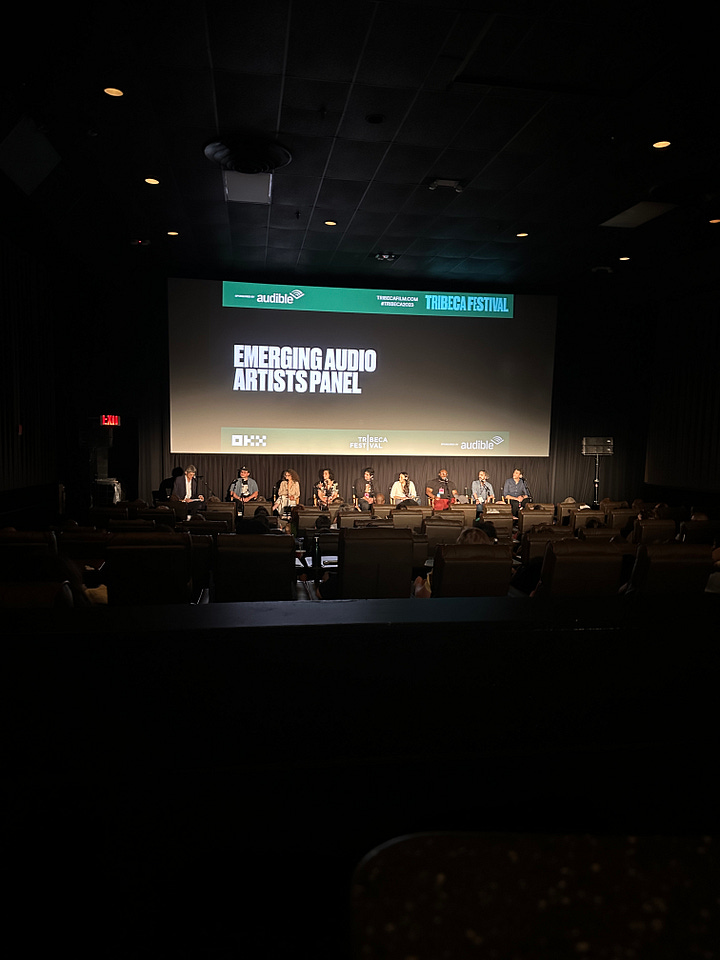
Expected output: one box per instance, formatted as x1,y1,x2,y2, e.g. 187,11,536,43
170,465,532,518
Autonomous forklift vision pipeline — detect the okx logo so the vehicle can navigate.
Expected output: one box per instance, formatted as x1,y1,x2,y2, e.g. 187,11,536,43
231,434,267,447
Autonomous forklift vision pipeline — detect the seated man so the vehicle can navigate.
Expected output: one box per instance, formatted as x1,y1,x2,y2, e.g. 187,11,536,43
471,470,495,516
425,468,457,510
354,467,376,511
171,464,205,517
502,468,531,518
228,465,259,510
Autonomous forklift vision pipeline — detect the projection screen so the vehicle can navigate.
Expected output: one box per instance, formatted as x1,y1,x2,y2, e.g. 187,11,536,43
168,279,557,458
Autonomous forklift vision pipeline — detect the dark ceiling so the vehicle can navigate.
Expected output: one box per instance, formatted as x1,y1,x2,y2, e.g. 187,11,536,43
2,0,718,294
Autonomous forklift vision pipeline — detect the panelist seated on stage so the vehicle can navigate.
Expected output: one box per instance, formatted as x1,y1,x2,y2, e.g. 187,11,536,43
273,469,300,516
471,470,495,515
315,469,342,510
354,468,376,511
502,468,531,517
426,468,457,509
390,472,420,505
171,464,205,517
228,465,259,505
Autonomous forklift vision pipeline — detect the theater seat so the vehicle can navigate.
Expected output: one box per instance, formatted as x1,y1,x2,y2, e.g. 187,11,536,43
571,510,609,533
534,541,628,598
422,515,465,558
627,543,715,596
203,504,236,529
486,516,514,545
483,502,512,518
555,500,585,525
577,526,622,541
176,518,230,536
0,530,65,588
294,507,327,537
214,533,297,602
105,531,195,605
431,543,513,597
600,500,628,517
0,580,73,608
678,520,719,545
632,518,677,544
338,528,414,598
391,507,430,532
520,525,570,565
608,507,637,530
237,501,269,519
448,504,477,525
518,507,554,536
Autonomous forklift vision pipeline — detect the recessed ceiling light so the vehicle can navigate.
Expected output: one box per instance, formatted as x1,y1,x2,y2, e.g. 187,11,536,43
104,87,124,97
516,232,528,237
710,219,720,224
652,140,671,149
167,231,179,236
145,178,160,185
619,256,630,261
324,220,337,226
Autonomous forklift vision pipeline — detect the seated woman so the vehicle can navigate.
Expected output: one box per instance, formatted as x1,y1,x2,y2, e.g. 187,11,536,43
315,468,341,510
390,471,419,505
273,469,301,517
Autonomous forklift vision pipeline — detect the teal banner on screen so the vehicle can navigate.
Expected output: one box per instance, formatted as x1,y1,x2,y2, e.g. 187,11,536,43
219,427,510,456
223,281,514,318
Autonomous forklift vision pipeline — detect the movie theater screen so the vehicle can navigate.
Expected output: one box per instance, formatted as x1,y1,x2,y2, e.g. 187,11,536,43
168,279,557,458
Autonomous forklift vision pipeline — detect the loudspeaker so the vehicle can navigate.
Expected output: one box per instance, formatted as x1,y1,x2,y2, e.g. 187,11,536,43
582,436,614,456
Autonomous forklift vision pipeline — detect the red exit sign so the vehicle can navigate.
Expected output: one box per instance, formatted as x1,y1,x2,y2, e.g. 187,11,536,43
101,414,121,426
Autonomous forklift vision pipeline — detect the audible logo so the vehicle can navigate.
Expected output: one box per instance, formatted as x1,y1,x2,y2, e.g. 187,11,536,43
460,436,505,450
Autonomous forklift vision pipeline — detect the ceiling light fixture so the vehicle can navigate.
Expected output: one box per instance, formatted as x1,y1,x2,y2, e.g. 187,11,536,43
145,178,160,185
516,232,528,237
104,87,123,97
167,231,179,236
204,137,292,173
429,178,463,193
324,220,337,226
375,252,397,262
619,256,630,261
652,140,671,149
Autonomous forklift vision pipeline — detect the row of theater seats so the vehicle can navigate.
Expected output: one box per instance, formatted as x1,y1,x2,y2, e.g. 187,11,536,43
87,497,719,546
1,524,716,606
